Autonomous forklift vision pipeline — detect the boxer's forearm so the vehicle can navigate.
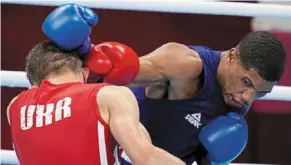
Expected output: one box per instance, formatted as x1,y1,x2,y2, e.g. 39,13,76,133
128,59,166,87
147,146,186,165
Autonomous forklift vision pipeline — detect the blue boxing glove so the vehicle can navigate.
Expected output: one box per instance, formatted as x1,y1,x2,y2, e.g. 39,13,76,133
198,112,248,165
42,4,98,54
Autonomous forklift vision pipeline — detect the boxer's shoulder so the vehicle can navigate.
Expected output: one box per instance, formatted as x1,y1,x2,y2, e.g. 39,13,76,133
98,85,132,95
167,43,202,80
96,85,137,124
7,95,19,107
158,42,200,58
6,95,20,125
145,42,202,79
97,86,135,106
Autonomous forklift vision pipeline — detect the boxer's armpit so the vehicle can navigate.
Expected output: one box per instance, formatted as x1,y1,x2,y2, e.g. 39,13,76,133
128,42,202,88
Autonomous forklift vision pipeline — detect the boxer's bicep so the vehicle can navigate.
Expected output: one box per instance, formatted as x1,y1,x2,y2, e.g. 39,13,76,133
128,57,167,87
130,42,202,87
155,43,202,80
105,86,153,164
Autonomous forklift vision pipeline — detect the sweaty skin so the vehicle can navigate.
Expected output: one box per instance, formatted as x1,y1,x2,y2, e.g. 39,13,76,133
129,43,203,100
7,85,185,165
128,42,275,107
97,85,185,165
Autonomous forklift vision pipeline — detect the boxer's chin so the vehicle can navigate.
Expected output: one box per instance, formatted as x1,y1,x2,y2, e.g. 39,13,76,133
223,94,230,105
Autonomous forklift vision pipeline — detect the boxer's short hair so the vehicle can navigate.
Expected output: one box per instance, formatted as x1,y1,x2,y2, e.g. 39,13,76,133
25,41,83,85
238,31,286,82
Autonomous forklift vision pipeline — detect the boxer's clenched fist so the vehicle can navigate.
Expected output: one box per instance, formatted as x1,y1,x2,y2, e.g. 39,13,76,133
86,42,140,85
198,112,248,164
42,4,98,54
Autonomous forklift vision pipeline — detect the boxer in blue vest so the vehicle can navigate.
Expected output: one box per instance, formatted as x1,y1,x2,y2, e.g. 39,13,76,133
119,32,286,165
40,3,286,164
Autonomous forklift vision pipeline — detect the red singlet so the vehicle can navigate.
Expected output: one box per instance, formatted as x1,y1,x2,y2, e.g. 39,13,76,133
9,80,119,165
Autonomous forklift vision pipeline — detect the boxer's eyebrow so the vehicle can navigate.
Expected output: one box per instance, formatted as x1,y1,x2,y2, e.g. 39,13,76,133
256,90,272,94
244,77,255,88
248,78,272,93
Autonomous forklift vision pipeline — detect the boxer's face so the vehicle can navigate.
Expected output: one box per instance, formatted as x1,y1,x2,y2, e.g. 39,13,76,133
220,48,276,108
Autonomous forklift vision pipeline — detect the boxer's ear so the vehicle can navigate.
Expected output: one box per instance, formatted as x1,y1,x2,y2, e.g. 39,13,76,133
228,48,238,63
82,67,90,83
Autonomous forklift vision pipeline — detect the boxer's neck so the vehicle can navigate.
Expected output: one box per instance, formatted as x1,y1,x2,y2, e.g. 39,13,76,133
217,51,229,87
45,71,84,85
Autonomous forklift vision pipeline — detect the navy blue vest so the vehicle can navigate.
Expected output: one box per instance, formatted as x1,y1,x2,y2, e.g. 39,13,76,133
131,46,237,164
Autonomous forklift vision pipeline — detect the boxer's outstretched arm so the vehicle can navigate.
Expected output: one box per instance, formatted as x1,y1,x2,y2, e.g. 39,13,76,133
129,42,202,87
99,86,185,165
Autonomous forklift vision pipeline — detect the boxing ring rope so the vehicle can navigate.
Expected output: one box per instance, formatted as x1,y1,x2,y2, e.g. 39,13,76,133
2,0,291,18
0,149,273,165
1,1,291,165
1,70,291,101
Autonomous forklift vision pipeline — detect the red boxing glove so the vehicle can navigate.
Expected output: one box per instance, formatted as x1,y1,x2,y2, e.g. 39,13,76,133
85,42,140,85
